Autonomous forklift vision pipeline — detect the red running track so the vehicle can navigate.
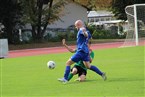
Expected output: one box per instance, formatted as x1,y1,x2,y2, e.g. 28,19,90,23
8,41,145,58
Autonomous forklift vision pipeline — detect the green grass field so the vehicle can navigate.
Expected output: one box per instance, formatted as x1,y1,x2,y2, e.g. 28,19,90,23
0,46,144,97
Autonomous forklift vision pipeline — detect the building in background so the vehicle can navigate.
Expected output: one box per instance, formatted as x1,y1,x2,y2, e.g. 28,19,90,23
87,10,127,35
87,10,122,26
48,2,88,29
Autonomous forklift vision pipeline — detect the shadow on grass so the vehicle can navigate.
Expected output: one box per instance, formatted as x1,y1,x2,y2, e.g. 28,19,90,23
66,79,99,85
67,78,144,84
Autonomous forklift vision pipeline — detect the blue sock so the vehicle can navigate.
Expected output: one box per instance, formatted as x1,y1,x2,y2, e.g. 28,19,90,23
90,65,103,76
64,66,70,80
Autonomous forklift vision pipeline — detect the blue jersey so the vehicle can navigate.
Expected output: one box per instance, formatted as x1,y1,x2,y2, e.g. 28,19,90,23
76,28,91,53
71,27,92,63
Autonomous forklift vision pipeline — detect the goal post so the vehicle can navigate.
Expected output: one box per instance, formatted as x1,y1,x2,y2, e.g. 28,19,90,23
134,4,139,46
122,4,145,47
0,39,8,58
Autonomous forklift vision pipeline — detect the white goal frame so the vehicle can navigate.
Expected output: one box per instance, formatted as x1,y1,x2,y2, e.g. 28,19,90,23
124,4,145,46
0,39,8,58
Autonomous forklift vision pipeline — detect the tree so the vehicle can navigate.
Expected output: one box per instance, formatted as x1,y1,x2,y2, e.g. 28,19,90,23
111,0,145,20
74,0,112,10
20,0,67,42
0,0,22,43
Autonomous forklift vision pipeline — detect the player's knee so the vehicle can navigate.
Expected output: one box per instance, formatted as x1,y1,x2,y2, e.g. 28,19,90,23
79,78,85,82
66,59,74,66
79,75,86,82
83,61,91,68
85,64,91,69
72,68,77,74
86,66,90,69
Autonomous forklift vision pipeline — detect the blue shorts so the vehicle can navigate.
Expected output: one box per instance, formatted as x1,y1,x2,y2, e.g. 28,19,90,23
71,51,90,63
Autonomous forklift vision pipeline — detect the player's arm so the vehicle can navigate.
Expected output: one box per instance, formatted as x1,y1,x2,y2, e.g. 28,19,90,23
62,39,76,53
82,27,88,37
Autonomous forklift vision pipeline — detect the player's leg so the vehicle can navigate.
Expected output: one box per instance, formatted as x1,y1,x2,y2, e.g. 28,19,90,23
68,67,78,81
79,74,86,82
78,70,87,82
64,59,74,80
75,66,87,82
58,59,74,82
90,64,107,80
83,61,107,81
58,52,82,82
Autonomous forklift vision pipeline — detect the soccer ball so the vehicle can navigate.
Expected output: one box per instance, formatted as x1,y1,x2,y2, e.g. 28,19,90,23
47,61,56,69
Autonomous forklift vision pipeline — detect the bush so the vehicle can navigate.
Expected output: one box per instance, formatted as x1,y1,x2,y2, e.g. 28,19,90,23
67,31,77,41
86,24,97,35
57,32,67,41
43,33,53,41
88,24,126,39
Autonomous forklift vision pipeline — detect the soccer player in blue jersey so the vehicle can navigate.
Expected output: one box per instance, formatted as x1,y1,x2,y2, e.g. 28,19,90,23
61,39,91,82
61,39,96,82
58,20,107,83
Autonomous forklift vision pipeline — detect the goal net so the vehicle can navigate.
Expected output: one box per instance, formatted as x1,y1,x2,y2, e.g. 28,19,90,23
122,4,145,47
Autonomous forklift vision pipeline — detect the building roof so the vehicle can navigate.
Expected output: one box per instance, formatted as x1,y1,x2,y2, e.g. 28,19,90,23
87,10,114,18
88,20,123,25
